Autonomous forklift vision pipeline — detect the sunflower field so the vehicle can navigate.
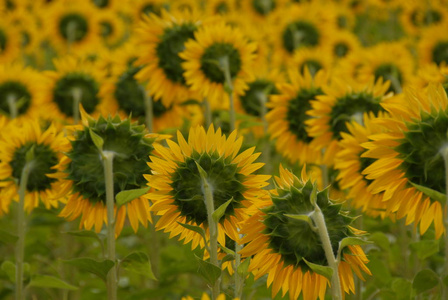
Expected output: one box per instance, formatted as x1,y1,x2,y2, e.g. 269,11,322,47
1,0,448,299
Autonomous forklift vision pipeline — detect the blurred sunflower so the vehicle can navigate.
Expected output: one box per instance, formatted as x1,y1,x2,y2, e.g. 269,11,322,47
362,84,448,238
0,119,69,214
45,0,100,54
0,18,20,63
45,56,111,124
401,0,448,35
412,62,448,90
57,114,158,236
0,62,48,121
4,10,41,56
135,9,202,107
180,22,256,105
335,112,389,218
292,47,333,77
129,0,165,21
145,125,270,250
97,9,126,48
266,68,328,164
323,29,361,61
418,24,448,66
239,166,371,300
358,41,414,94
205,0,236,16
306,78,391,163
240,0,287,23
90,0,118,10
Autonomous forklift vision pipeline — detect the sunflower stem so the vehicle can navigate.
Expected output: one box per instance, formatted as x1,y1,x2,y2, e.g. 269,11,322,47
219,56,236,132
72,87,82,124
256,91,272,175
66,21,77,54
7,94,18,119
234,241,244,299
203,97,212,128
441,146,448,299
15,161,34,300
103,151,117,300
141,85,154,133
312,204,342,300
202,175,221,299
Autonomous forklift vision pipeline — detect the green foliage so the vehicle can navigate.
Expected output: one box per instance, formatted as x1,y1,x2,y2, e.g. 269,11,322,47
62,258,114,282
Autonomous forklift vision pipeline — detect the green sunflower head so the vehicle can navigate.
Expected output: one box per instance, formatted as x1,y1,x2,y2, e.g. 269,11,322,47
66,115,155,204
263,172,354,271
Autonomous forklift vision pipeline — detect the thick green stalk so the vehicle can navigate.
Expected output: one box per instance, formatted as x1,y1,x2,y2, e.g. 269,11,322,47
234,242,244,299
141,86,154,133
15,162,33,300
72,88,82,124
66,21,77,53
202,177,220,299
312,204,342,300
441,147,448,299
256,91,272,175
103,151,117,300
7,94,18,119
219,56,235,132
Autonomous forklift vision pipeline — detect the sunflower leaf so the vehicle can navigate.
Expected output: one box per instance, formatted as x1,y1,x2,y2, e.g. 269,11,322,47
409,182,445,204
284,214,316,230
177,222,207,244
195,255,222,286
1,261,16,282
62,258,114,282
89,128,104,152
218,244,236,256
194,161,208,180
116,187,150,208
412,269,439,294
212,198,233,223
410,240,440,260
310,182,318,206
120,252,157,280
0,230,18,244
237,257,251,277
28,275,78,290
221,254,236,264
302,258,333,281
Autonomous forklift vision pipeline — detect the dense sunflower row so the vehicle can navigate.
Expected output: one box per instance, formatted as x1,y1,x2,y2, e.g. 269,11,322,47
2,0,448,299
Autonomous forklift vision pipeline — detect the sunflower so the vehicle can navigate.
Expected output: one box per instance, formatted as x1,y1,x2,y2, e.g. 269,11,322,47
0,119,70,214
292,47,333,77
269,3,334,65
44,56,112,124
334,112,389,218
240,0,287,23
57,113,158,236
145,125,270,250
357,41,415,94
3,9,42,56
44,0,100,55
90,0,118,10
0,17,20,63
401,0,448,36
323,29,361,61
412,62,448,90
0,62,49,121
266,68,328,165
306,78,392,164
418,24,448,66
361,84,448,238
97,9,126,48
239,166,371,300
181,293,235,300
135,9,203,107
180,22,256,105
204,0,236,16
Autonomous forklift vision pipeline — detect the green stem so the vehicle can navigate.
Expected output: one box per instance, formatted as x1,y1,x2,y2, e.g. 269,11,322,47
72,87,82,124
219,56,235,132
202,177,220,299
256,91,272,175
66,21,77,53
103,151,117,300
441,147,448,299
15,161,33,300
234,242,244,299
312,204,342,300
7,94,18,119
203,97,212,128
141,86,154,133
320,151,329,188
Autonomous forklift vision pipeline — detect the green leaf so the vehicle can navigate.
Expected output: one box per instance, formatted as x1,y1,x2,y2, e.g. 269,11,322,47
177,222,207,243
368,232,390,251
1,261,15,282
28,275,78,290
410,182,445,204
115,187,150,207
0,230,18,244
221,254,236,264
195,255,222,286
284,214,315,229
64,230,102,244
310,182,318,206
302,258,333,281
194,161,208,181
410,240,439,260
367,257,392,286
237,257,251,277
392,278,412,300
62,258,114,282
412,269,439,294
212,198,233,223
181,99,201,106
443,275,448,287
25,144,35,162
89,128,104,152
121,252,156,280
